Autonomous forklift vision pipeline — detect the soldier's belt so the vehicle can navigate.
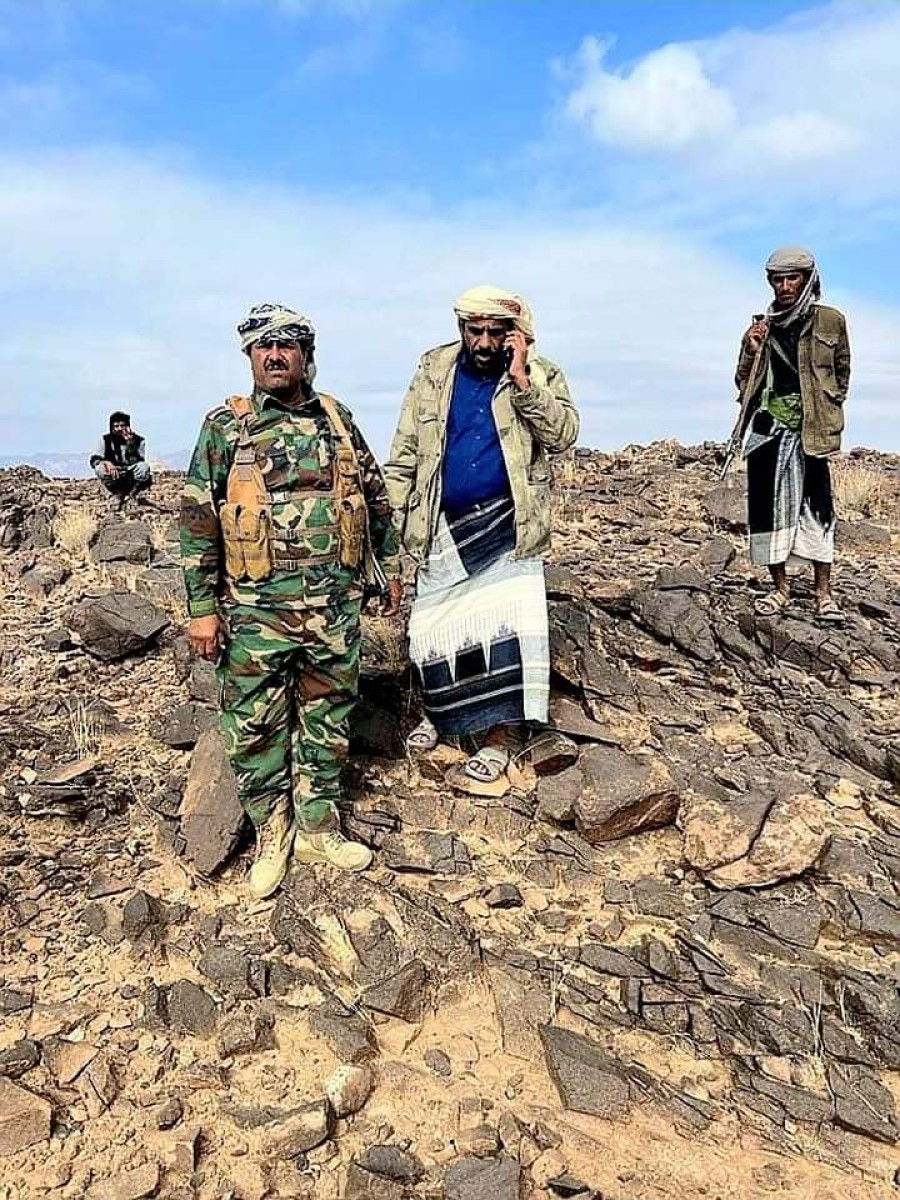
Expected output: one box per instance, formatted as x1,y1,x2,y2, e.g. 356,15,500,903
271,532,340,570
273,525,339,543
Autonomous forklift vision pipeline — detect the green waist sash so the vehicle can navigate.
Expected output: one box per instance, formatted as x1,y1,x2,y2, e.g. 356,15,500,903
761,390,802,431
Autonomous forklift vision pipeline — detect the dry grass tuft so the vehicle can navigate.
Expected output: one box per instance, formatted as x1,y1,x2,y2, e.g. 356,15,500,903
551,450,585,526
831,458,890,521
54,504,98,559
67,699,104,758
150,514,177,552
155,582,188,626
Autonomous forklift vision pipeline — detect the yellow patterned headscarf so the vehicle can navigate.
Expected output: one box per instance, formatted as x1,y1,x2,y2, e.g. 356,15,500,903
454,285,535,342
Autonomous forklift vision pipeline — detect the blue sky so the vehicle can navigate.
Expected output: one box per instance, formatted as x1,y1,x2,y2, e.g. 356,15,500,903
1,0,897,461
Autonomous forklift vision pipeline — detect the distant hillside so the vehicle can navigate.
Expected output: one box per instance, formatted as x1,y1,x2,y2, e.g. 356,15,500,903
0,450,191,478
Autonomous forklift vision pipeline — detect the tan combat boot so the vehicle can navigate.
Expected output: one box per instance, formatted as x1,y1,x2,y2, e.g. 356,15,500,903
248,802,295,899
293,828,373,873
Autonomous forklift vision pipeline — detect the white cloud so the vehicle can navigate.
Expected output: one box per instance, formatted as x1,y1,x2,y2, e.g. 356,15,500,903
0,147,896,463
566,38,736,150
560,1,900,202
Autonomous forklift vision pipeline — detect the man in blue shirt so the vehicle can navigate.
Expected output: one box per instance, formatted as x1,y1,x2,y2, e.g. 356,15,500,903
385,286,578,786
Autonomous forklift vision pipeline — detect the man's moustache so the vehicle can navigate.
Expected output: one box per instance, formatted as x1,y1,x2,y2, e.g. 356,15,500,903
264,359,289,370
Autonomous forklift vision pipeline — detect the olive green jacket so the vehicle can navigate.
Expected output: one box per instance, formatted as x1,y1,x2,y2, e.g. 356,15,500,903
734,304,851,456
383,342,578,563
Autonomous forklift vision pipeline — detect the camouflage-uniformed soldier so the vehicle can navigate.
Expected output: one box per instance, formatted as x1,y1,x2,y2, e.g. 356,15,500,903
180,303,402,898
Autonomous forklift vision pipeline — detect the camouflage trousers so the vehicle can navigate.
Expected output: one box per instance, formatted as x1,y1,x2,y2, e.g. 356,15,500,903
216,600,361,831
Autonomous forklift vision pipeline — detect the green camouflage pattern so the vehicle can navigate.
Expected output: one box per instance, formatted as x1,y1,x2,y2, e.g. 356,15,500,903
217,599,360,829
179,385,400,830
180,387,400,618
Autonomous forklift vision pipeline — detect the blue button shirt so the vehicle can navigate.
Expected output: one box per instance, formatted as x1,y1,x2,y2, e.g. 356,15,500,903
441,354,510,516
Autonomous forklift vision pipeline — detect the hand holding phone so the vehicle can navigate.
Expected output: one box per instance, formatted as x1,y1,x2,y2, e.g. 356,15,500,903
504,329,529,385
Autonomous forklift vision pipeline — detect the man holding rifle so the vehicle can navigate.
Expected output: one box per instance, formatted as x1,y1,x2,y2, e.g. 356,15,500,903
731,246,851,623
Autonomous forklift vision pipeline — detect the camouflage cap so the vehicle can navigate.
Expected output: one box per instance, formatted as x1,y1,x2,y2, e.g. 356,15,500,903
237,303,316,355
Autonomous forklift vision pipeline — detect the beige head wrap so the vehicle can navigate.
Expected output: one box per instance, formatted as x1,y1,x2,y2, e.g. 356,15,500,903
236,303,316,355
454,284,535,342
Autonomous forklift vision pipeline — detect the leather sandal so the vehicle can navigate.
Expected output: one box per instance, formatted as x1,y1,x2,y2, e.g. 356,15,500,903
405,717,439,752
815,598,845,625
754,591,792,617
463,746,510,783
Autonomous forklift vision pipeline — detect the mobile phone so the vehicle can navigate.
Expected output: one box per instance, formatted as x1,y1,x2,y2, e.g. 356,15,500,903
503,344,514,370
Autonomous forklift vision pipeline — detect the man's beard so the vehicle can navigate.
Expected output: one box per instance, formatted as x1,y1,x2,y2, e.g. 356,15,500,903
464,345,504,378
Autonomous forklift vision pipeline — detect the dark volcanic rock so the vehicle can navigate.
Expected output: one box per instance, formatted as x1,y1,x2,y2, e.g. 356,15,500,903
699,536,736,575
154,701,217,750
828,1063,900,1143
632,588,717,662
655,564,709,592
579,943,649,979
483,883,523,909
444,1155,521,1200
0,1041,40,1080
536,766,582,824
344,1164,404,1199
703,483,748,531
309,992,377,1062
356,1145,423,1182
165,980,217,1035
122,890,164,940
216,1010,274,1058
70,590,169,661
574,745,678,843
198,944,260,998
540,1025,633,1119
21,556,70,598
741,1071,832,1126
361,959,428,1022
189,658,218,704
381,831,471,875
349,916,402,984
91,519,153,565
179,729,245,875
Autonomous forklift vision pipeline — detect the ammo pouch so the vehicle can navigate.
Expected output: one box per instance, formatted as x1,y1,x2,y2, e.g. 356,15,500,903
221,392,368,581
220,502,274,582
320,394,369,572
222,396,274,584
338,493,366,569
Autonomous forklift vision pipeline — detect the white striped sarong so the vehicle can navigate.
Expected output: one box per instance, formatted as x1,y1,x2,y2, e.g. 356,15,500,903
409,496,549,735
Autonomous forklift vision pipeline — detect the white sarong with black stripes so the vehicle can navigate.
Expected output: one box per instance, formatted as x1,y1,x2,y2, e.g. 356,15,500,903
744,416,835,566
409,495,549,736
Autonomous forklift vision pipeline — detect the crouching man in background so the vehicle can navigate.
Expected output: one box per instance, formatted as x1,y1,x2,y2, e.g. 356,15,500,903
90,411,152,509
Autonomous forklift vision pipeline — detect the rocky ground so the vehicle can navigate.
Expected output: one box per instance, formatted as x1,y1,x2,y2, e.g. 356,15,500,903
0,443,899,1200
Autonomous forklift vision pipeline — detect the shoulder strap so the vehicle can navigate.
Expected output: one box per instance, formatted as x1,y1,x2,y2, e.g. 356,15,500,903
224,394,267,505
317,392,354,449
318,392,361,485
226,394,255,422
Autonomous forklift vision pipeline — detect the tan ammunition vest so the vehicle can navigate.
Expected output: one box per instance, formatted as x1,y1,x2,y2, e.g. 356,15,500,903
220,393,367,582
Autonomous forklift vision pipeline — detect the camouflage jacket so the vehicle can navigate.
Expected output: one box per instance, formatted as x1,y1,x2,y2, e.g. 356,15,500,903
383,342,578,562
180,387,400,617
